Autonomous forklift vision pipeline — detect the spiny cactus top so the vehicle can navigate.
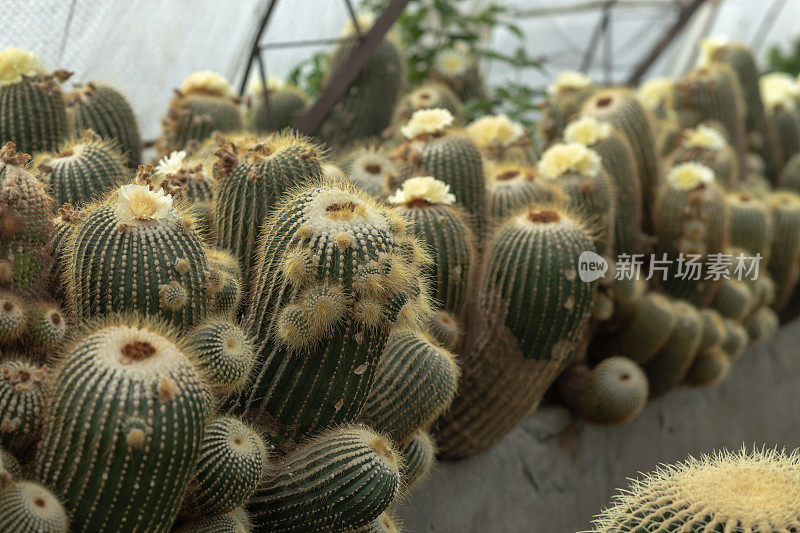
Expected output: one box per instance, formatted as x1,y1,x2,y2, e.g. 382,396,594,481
538,70,595,144
0,142,55,298
338,144,400,199
484,162,561,223
394,82,465,126
36,318,209,533
0,47,69,155
669,123,739,188
66,167,211,330
0,358,46,450
592,447,800,532
0,480,68,533
35,130,129,207
232,182,431,445
65,81,142,167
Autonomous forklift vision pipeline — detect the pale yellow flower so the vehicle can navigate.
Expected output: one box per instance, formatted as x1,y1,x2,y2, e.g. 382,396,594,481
467,114,525,148
116,184,174,224
683,124,727,151
401,108,454,139
564,116,612,146
667,163,715,190
547,71,591,97
179,70,232,96
760,72,799,113
388,176,455,205
434,47,471,77
155,150,187,176
0,47,43,87
538,142,601,179
637,77,674,110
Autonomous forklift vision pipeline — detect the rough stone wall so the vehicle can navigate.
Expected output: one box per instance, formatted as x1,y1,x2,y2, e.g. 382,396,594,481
398,320,800,533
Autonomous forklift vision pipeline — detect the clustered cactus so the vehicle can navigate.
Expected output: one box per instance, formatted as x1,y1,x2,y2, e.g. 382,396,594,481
0,23,797,532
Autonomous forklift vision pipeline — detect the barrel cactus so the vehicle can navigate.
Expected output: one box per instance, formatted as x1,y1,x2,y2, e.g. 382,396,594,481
484,162,561,224
247,77,307,133
667,123,739,188
394,82,464,127
338,144,399,199
400,429,436,493
0,358,46,451
186,318,254,397
429,42,486,102
538,71,595,145
0,481,68,533
643,300,703,398
760,72,800,162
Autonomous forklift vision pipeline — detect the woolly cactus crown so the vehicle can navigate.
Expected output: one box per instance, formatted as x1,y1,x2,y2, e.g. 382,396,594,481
0,47,44,86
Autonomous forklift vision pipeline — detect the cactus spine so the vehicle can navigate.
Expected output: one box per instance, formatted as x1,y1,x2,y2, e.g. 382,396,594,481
66,169,211,331
0,291,27,344
186,319,254,396
400,429,436,493
338,145,399,199
436,207,598,458
0,48,68,155
206,248,242,316
231,183,430,445
485,163,561,224
35,131,129,207
0,481,68,533
35,319,209,532
248,425,401,533
212,132,323,287
65,82,141,167
0,358,46,451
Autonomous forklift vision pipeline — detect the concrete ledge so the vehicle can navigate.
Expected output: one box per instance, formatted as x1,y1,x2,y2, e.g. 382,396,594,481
398,320,800,533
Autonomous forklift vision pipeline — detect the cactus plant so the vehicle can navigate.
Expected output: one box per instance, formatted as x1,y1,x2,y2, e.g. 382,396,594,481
362,328,460,445
212,132,323,287
338,144,399,199
35,318,209,532
436,206,598,458
605,292,675,364
23,300,66,353
186,318,254,396
765,192,800,310
175,508,252,533
400,429,436,493
683,345,731,388
205,248,242,316
697,308,726,350
538,71,595,145
744,306,779,343
0,142,55,299
0,358,45,451
229,183,431,446
35,131,129,207
667,123,739,188
158,71,242,156
320,15,404,147
429,42,486,102
347,512,401,533
557,356,648,425
65,81,141,167
0,446,22,486
248,425,401,533
393,108,487,234
0,481,68,533
181,417,268,519
394,82,464,127
0,48,68,155
710,278,753,321
780,152,800,193
153,149,215,204
65,168,211,331
725,191,771,259
720,318,749,360
484,163,561,224
580,87,661,221
636,77,675,120
0,291,27,344
465,114,534,163
760,73,800,162
564,116,642,255
247,77,307,133
387,177,475,322
592,448,800,532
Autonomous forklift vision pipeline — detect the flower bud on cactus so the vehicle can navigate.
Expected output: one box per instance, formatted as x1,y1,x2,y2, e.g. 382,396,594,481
248,425,401,533
181,417,269,519
231,183,431,445
363,328,460,445
643,300,703,398
65,167,211,331
212,132,323,287
0,48,68,155
338,144,400,199
0,358,45,451
485,163,562,224
153,149,215,205
65,81,141,167
187,318,254,397
35,131,128,207
35,318,209,532
436,207,598,458
0,142,55,298
558,356,648,425
0,480,68,533
591,447,800,532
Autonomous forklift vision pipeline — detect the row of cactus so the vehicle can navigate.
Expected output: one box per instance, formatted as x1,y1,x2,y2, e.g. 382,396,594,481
0,20,797,531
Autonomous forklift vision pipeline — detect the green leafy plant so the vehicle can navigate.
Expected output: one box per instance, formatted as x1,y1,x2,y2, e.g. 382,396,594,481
768,36,800,76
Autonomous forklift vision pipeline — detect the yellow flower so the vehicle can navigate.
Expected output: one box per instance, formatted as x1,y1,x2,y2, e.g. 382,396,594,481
637,77,674,110
401,108,454,139
466,114,525,148
388,176,455,205
0,47,43,87
116,184,174,224
564,117,612,146
538,143,601,180
434,47,471,77
760,72,799,113
179,70,232,97
698,36,730,67
683,124,727,151
667,163,715,190
547,71,591,97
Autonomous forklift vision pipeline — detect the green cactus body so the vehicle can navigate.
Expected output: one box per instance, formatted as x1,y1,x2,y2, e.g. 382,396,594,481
248,425,400,533
683,345,731,388
668,127,739,188
35,132,128,207
766,192,800,310
35,320,208,532
66,82,141,167
212,133,323,287
643,301,703,398
726,192,771,259
710,278,753,321
66,175,211,331
0,291,27,344
400,429,435,493
654,164,728,306
338,145,399,199
697,308,725,350
395,125,486,235
426,309,460,351
557,356,648,425
780,153,800,192
24,300,66,353
592,448,800,532
768,107,800,163
187,319,253,397
159,92,242,156
565,117,643,255
609,293,675,364
48,203,81,300
0,481,68,533
249,85,307,133
362,329,459,445
388,182,475,318
0,71,68,155
703,43,782,180
320,32,404,147
744,306,779,343
182,417,268,519
0,358,45,451
436,208,597,458
655,118,683,157
346,513,401,533
485,164,561,224
394,83,464,127
0,143,55,298
175,508,252,533
153,152,215,205
721,318,749,360
538,83,595,146
580,88,661,220
0,446,22,485
206,249,242,316
672,63,748,160
231,184,429,446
